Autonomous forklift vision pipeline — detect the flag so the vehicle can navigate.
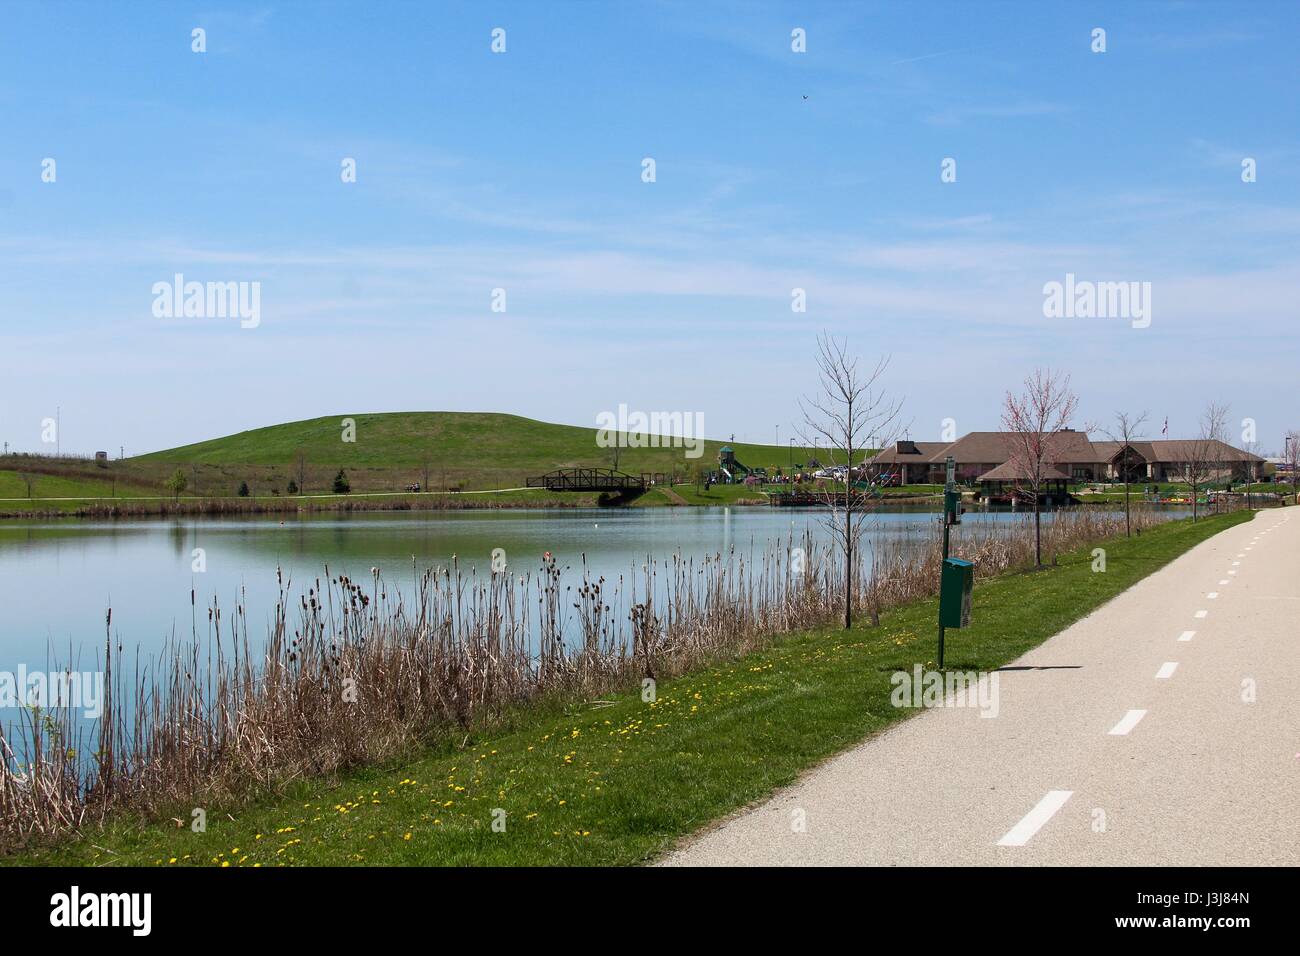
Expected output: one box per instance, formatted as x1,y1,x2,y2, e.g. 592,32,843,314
1162,416,1168,436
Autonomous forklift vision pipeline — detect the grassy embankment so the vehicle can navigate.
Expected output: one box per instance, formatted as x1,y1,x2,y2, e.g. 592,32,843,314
1074,482,1293,503
0,412,822,516
10,510,1253,867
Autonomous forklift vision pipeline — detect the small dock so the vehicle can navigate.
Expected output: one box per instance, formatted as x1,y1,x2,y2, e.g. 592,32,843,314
767,490,865,507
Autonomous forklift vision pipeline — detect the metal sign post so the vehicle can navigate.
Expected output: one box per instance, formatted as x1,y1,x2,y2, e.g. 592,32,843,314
938,457,954,668
935,456,974,668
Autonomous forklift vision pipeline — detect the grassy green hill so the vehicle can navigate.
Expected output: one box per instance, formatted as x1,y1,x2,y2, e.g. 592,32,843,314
0,412,838,512
132,411,820,494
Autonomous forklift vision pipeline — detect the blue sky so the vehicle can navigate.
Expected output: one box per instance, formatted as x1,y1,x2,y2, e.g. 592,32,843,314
1,0,1297,456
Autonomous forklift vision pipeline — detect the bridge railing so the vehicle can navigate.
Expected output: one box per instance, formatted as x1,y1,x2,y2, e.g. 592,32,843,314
526,468,648,492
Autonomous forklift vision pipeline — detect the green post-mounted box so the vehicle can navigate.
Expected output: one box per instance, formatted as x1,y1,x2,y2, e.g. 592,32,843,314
944,489,961,522
940,557,974,628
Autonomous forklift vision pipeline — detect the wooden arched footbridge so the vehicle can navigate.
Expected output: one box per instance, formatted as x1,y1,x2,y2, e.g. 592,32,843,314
526,468,649,492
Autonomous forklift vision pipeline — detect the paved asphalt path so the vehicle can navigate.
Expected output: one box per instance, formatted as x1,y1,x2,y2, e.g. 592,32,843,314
662,508,1298,866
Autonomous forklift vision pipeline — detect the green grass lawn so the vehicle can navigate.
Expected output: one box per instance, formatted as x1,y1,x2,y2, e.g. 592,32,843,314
1075,481,1289,497
9,510,1252,868
1233,482,1294,495
880,483,944,495
659,483,770,506
0,469,156,500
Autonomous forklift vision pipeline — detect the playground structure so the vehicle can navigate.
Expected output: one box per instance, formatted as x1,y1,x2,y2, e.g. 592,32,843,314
709,446,776,485
714,446,748,484
707,445,840,492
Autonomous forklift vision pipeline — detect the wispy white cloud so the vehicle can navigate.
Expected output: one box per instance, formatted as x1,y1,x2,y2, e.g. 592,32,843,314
924,100,1071,127
888,49,969,67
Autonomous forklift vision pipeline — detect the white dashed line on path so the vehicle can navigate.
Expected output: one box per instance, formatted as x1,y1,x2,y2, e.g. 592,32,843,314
1109,709,1148,736
1178,630,1196,642
1156,662,1179,679
1194,609,1208,619
1207,592,1218,599
997,790,1074,847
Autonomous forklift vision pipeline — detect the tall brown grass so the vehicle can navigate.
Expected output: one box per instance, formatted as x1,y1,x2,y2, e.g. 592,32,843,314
0,506,1172,850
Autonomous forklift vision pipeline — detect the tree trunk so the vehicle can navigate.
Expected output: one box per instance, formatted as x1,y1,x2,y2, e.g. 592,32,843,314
843,513,853,629
1124,478,1131,537
1034,495,1043,566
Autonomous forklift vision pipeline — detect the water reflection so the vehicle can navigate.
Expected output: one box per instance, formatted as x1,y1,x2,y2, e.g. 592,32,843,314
0,504,1188,670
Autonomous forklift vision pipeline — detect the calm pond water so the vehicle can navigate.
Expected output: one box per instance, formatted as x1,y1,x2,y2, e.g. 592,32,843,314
0,505,1186,671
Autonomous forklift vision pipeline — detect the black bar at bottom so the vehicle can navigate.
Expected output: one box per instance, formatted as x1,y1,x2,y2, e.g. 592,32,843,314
0,864,1279,943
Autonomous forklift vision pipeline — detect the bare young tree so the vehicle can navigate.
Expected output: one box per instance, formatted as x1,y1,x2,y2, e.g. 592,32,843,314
1104,409,1149,537
1174,402,1229,521
1241,435,1260,509
1284,429,1300,506
1000,368,1081,567
797,333,903,630
1205,402,1231,509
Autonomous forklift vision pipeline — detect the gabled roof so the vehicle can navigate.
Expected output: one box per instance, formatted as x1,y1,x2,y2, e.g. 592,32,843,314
867,432,1262,469
977,460,1071,482
1147,439,1263,463
869,441,950,464
1092,440,1159,462
945,430,1096,465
